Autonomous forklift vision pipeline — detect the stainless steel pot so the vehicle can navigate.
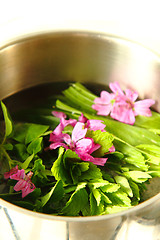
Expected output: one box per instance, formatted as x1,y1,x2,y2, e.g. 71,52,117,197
0,31,160,240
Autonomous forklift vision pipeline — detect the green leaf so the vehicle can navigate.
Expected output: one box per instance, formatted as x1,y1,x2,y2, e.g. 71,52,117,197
12,123,30,143
41,180,64,207
27,137,43,154
1,101,13,140
128,179,140,200
62,149,103,183
85,113,160,148
100,182,120,193
107,190,131,207
149,129,160,135
135,111,160,130
71,82,97,101
86,130,114,157
102,171,115,183
88,181,109,190
79,162,103,181
14,143,29,161
114,175,133,197
137,144,160,157
21,153,34,169
56,100,81,115
70,162,90,184
25,124,49,144
0,192,21,202
104,206,131,214
89,192,104,216
51,147,71,184
24,188,41,201
114,140,148,171
63,149,81,168
148,171,160,177
3,143,13,151
123,171,152,183
92,188,101,206
61,183,89,216
62,84,96,114
32,159,49,186
101,191,112,204
12,201,35,210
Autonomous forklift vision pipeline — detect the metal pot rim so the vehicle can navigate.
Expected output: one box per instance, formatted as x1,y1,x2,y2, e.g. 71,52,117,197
1,191,160,222
1,30,160,222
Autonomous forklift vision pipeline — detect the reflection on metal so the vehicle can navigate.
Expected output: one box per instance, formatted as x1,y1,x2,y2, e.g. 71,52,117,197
3,208,21,240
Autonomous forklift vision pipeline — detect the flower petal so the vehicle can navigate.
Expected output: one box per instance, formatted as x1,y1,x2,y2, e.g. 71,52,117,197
14,179,26,191
52,111,67,119
75,138,93,153
88,142,101,154
49,132,65,143
134,99,155,117
50,142,68,150
125,89,138,102
79,152,107,166
71,122,87,143
111,104,135,125
90,157,108,166
94,91,115,104
109,145,115,153
10,169,25,181
61,118,77,128
92,104,112,116
109,81,124,96
21,182,36,198
50,123,64,138
63,134,72,145
4,165,19,179
78,113,88,123
86,120,106,131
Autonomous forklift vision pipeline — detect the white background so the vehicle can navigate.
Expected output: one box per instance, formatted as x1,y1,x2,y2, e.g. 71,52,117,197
0,0,160,54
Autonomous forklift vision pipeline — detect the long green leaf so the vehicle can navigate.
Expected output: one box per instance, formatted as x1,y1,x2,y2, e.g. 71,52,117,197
1,101,13,142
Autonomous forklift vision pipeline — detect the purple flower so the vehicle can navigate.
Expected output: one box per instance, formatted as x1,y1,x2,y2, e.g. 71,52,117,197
92,81,155,125
49,122,108,166
4,167,36,198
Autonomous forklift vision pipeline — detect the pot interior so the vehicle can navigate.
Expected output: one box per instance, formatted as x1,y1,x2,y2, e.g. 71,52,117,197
1,31,160,209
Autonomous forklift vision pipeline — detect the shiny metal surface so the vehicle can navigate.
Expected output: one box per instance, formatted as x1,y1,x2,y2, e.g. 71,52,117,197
1,31,160,240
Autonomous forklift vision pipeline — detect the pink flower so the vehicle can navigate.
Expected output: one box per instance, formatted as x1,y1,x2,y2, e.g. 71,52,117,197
52,111,77,128
52,111,67,119
4,167,36,198
78,113,106,131
50,112,106,145
92,81,155,125
109,145,116,153
50,111,77,143
12,171,35,198
134,99,155,117
49,112,111,165
92,91,115,116
4,165,19,179
50,122,108,166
